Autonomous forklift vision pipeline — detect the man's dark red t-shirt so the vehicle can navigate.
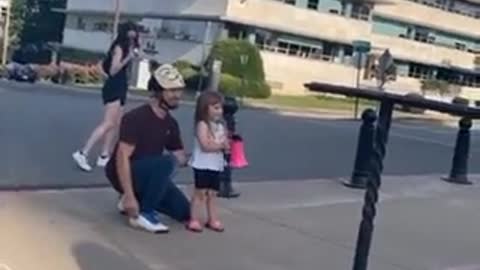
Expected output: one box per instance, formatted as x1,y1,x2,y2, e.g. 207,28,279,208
106,104,183,192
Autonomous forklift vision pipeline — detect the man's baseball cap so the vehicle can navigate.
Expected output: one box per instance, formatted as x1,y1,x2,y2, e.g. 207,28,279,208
153,64,185,90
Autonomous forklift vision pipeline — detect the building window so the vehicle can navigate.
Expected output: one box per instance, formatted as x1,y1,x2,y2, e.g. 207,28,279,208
408,63,433,79
414,29,430,43
277,41,288,54
275,0,296,5
405,0,480,19
76,17,86,30
455,42,466,51
351,4,371,21
307,0,319,10
93,22,110,32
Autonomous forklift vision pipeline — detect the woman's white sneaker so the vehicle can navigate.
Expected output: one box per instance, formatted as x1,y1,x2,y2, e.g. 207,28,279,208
96,155,110,167
72,151,92,172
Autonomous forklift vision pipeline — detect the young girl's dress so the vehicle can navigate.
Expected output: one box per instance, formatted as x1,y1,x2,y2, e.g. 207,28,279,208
189,121,226,191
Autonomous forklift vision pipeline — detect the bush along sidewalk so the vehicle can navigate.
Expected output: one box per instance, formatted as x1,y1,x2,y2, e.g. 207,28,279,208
173,39,272,99
210,39,271,99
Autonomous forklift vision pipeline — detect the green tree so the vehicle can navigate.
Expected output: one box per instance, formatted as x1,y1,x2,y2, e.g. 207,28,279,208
10,0,27,47
19,0,66,46
420,79,460,97
209,39,266,82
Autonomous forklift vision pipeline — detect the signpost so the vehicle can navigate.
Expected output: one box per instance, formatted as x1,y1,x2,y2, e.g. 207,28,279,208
352,40,371,119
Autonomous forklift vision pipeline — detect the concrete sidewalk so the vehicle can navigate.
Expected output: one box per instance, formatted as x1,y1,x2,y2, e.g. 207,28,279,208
1,175,480,270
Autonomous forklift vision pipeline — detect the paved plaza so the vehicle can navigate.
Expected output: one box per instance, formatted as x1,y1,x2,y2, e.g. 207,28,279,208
1,81,480,270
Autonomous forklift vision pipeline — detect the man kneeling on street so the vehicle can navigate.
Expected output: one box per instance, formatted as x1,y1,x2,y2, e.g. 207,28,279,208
106,64,190,233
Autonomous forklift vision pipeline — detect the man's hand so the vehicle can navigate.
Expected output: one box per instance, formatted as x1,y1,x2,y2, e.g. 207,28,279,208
223,139,231,153
172,150,189,167
123,193,139,218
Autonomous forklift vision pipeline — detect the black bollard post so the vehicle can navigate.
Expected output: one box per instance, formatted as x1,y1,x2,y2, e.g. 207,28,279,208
352,100,394,270
218,96,241,198
444,117,473,185
344,109,377,189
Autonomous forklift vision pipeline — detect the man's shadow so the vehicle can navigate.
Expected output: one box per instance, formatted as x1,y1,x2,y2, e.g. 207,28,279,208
72,241,153,270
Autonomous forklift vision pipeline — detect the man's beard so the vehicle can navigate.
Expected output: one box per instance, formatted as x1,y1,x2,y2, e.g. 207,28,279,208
159,98,179,110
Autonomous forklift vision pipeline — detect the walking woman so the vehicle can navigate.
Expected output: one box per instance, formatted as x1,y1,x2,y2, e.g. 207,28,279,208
73,21,139,172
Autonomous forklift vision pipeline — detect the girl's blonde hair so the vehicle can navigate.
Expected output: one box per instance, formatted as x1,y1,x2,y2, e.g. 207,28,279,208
194,91,224,125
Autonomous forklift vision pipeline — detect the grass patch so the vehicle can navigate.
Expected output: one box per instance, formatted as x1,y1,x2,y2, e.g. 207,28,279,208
248,94,377,111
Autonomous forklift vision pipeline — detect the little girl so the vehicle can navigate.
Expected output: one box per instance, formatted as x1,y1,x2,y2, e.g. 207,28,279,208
187,91,230,233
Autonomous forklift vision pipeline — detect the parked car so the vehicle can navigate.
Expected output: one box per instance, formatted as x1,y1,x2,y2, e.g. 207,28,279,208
5,62,38,83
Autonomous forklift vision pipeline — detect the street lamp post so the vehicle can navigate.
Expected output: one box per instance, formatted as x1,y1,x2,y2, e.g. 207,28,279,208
112,0,120,40
240,54,249,106
2,0,11,66
352,40,371,120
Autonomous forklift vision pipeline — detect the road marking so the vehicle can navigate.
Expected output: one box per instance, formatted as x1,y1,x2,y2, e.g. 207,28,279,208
299,117,480,152
444,265,480,270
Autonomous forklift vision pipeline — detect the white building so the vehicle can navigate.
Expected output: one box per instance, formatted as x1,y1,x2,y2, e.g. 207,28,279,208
59,0,480,96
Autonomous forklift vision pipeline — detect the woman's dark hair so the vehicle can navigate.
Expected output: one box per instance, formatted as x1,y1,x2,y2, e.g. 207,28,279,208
102,21,139,74
194,91,223,125
109,21,139,56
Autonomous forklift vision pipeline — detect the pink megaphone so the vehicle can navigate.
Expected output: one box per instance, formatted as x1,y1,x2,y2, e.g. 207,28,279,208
230,135,248,169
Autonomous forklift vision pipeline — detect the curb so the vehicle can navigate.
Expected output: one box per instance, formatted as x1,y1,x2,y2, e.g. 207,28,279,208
24,81,465,123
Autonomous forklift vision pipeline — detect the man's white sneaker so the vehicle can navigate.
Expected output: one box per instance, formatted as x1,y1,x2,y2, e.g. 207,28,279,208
117,196,126,214
72,151,92,172
117,196,161,219
129,212,169,233
96,155,110,167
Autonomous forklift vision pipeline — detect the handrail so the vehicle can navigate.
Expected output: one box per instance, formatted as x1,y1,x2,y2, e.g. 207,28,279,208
305,82,480,118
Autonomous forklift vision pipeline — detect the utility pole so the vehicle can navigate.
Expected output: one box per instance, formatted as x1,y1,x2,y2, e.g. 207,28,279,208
2,0,11,65
112,0,120,41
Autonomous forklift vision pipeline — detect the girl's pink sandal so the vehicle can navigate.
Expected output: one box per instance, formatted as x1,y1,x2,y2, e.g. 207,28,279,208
186,220,203,233
205,220,225,233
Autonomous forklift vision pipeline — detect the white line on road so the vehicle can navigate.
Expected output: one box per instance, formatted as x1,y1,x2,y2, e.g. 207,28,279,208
299,117,480,152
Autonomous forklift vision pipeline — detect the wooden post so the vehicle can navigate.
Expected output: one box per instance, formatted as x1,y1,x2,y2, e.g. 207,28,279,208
112,0,120,41
2,0,11,65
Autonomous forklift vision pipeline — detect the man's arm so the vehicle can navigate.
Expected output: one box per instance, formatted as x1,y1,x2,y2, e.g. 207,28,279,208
116,141,138,217
167,119,189,167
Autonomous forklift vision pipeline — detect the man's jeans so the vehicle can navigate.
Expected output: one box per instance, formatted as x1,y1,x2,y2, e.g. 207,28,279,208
131,155,190,222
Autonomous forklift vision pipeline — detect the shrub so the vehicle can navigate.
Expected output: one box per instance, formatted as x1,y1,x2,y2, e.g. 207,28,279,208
173,60,195,72
420,79,460,97
452,96,469,106
0,65,6,78
219,74,271,99
219,73,242,97
243,80,271,99
87,65,104,84
209,39,266,82
400,92,426,114
60,47,105,65
34,64,60,81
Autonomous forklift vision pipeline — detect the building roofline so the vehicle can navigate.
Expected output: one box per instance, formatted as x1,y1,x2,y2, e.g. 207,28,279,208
373,12,480,40
221,17,354,46
53,8,223,22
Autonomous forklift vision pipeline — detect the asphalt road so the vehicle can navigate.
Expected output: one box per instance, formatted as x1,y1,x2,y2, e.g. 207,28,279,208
1,80,480,189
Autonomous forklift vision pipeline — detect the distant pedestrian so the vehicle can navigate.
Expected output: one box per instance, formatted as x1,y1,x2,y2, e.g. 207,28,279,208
73,21,140,172
187,91,229,233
